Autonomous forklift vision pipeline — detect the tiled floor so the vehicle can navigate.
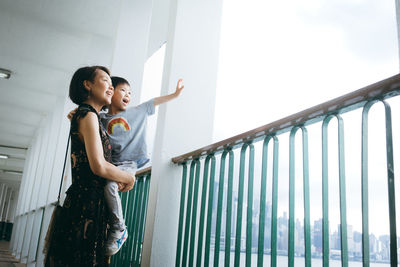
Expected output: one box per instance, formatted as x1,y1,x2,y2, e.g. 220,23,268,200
0,242,26,267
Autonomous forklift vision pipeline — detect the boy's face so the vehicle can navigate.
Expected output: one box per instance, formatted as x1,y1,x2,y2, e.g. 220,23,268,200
110,83,132,111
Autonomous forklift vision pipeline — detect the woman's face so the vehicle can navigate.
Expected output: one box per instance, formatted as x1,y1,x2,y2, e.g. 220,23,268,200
86,69,114,105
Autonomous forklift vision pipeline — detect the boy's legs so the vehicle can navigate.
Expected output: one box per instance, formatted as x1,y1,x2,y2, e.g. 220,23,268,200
104,162,138,231
104,181,125,231
104,161,137,255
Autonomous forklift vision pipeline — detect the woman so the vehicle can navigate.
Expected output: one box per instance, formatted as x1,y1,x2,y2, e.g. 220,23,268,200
45,66,135,266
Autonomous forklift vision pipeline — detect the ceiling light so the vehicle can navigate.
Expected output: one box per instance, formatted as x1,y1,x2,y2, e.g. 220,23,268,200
0,68,12,79
0,154,9,159
3,170,22,175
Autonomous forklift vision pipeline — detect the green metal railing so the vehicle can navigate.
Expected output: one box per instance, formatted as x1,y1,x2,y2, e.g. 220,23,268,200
110,167,151,267
172,74,400,266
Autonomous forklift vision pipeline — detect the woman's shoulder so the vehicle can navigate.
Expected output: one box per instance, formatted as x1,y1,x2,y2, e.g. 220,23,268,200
71,104,99,131
75,104,99,119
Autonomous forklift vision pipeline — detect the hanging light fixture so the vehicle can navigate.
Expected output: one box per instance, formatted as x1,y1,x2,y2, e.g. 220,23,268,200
0,68,12,79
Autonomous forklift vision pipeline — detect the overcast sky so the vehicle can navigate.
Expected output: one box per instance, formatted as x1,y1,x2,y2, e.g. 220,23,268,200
212,0,399,237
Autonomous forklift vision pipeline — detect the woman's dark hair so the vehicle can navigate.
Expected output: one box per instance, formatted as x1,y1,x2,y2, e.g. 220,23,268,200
69,66,111,105
111,76,130,89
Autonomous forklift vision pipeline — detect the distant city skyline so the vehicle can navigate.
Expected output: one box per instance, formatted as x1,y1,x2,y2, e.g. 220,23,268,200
210,197,395,263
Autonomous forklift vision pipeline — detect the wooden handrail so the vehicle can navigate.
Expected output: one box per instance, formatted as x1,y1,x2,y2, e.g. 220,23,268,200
172,73,400,164
136,166,151,177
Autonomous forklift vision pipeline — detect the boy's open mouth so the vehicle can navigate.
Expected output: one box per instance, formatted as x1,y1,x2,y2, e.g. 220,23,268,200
122,98,129,105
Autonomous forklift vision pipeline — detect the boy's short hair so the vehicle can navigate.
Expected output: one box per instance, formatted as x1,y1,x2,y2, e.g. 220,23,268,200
111,76,130,89
69,66,111,105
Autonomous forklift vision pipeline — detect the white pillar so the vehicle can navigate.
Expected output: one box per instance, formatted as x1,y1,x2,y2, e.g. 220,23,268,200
396,0,400,70
141,0,224,265
3,189,12,222
0,185,7,221
110,0,153,106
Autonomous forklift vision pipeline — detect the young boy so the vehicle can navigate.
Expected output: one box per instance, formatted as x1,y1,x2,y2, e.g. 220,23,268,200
101,77,184,255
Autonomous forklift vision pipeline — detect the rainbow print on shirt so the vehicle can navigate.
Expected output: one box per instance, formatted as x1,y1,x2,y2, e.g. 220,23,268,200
107,117,131,135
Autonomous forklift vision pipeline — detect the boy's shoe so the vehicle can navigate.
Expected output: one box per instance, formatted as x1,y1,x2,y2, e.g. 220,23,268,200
105,228,128,256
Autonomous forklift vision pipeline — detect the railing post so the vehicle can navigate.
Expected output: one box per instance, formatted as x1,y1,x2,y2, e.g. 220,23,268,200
382,101,398,267
322,114,349,267
175,163,188,267
214,152,227,267
197,155,214,267
181,160,197,266
257,136,279,267
289,126,311,267
188,160,201,266
204,156,217,265
224,150,235,267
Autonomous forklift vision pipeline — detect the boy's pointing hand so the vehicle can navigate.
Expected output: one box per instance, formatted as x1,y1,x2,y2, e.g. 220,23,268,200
175,78,184,97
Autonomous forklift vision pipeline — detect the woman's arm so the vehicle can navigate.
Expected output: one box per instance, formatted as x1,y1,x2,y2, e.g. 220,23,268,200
78,113,135,191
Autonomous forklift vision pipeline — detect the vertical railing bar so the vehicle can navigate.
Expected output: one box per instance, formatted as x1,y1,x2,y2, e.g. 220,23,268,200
258,137,271,267
188,160,202,266
337,116,349,267
382,100,398,266
246,143,255,267
116,189,130,266
128,183,140,266
301,127,312,267
197,156,212,267
270,137,279,267
127,180,139,265
130,179,142,266
176,163,188,267
124,182,136,264
34,207,45,262
362,101,375,267
204,157,217,265
136,174,152,266
214,152,227,267
182,160,197,267
322,116,330,267
225,150,235,267
133,179,145,266
234,143,249,267
288,127,297,267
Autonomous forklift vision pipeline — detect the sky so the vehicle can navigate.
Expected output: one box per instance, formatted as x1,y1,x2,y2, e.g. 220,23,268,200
212,0,400,237
141,0,400,238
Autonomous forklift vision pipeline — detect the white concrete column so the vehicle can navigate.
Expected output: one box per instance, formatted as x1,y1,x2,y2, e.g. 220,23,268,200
6,190,16,222
142,0,224,265
38,96,66,207
396,0,400,70
0,185,7,221
46,97,74,205
110,0,154,106
3,189,12,222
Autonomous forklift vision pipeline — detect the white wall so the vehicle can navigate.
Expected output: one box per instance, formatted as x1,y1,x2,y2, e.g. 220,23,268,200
142,0,224,265
110,0,153,106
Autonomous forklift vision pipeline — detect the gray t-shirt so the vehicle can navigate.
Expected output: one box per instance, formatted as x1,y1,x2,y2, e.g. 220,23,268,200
100,99,155,167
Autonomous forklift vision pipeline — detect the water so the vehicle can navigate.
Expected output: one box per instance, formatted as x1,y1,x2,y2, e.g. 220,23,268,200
215,253,391,266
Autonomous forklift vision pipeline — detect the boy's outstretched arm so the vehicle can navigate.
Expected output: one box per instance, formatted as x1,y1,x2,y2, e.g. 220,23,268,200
153,78,184,106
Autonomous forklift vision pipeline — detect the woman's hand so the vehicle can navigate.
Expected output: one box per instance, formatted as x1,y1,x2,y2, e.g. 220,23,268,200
118,174,136,192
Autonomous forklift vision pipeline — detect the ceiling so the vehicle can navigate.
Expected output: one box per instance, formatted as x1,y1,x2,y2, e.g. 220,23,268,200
0,0,123,188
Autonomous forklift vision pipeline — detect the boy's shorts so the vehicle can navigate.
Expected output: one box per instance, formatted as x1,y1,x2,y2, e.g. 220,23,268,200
115,161,138,176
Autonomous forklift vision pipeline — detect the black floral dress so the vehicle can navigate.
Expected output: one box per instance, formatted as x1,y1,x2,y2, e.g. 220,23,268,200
46,104,112,267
